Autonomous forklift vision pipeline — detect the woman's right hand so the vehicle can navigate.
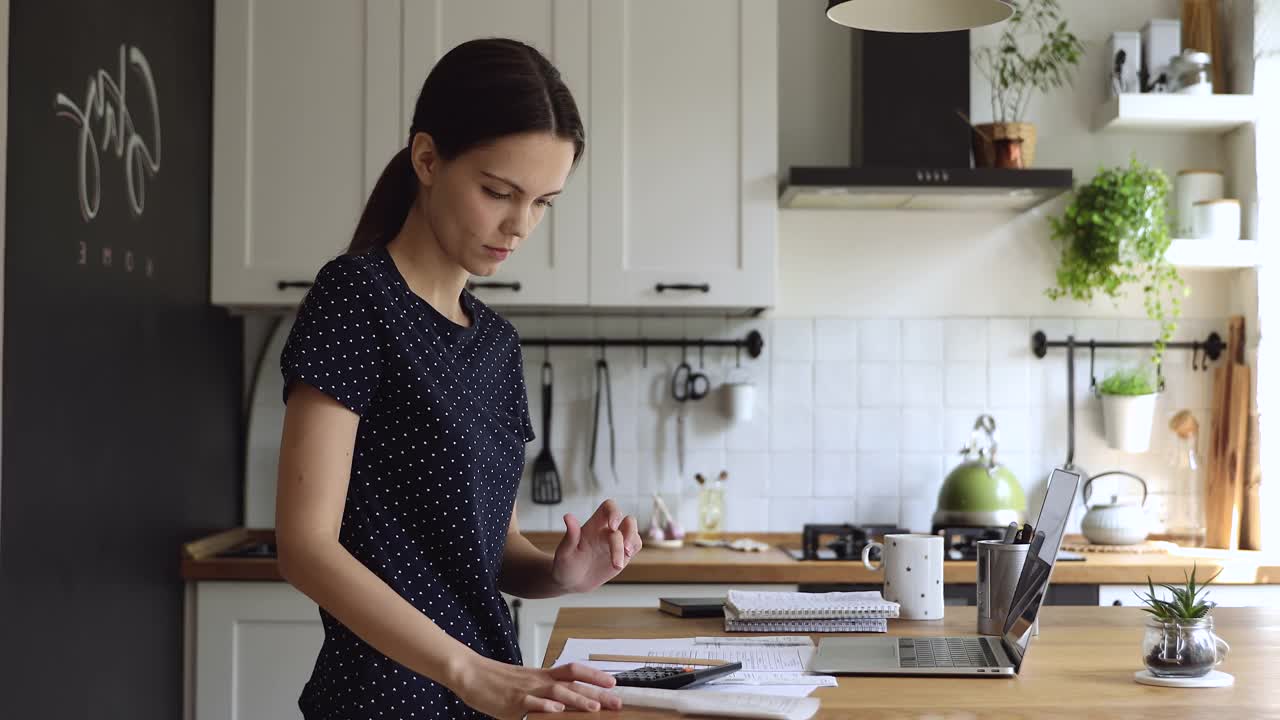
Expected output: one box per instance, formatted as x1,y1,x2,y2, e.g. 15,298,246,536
451,655,623,719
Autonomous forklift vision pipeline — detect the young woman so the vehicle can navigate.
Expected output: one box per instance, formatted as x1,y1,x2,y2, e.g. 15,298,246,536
275,38,642,719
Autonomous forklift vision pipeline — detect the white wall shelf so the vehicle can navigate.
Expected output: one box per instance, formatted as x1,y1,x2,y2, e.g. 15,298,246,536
1166,239,1260,269
1093,94,1258,133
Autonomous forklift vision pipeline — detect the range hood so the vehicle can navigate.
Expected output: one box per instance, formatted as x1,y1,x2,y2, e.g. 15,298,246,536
780,29,1072,211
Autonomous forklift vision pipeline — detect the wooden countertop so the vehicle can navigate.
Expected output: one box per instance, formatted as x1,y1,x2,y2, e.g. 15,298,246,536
538,606,1280,719
181,529,1280,585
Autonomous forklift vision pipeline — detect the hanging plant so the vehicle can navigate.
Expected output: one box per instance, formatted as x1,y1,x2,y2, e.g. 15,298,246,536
1046,157,1187,365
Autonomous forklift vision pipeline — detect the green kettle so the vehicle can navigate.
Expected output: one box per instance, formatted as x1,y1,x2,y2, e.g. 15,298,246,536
932,414,1027,530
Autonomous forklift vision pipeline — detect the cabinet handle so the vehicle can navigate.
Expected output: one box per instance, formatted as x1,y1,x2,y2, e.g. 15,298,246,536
277,280,313,290
655,282,710,293
1112,599,1123,606
510,598,522,637
468,280,522,292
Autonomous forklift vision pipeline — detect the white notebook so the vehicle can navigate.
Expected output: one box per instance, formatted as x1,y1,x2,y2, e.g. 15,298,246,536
725,590,899,620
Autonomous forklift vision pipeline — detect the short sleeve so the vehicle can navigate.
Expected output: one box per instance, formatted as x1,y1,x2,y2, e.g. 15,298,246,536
280,257,383,415
509,330,537,444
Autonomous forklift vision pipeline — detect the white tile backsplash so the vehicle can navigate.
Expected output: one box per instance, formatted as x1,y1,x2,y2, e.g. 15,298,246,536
769,452,814,497
771,360,814,406
857,408,901,452
859,318,901,363
902,363,943,407
945,363,987,407
859,363,903,407
814,361,857,407
857,452,901,496
902,319,943,363
945,319,988,363
901,408,944,453
770,404,814,450
813,453,857,497
814,407,857,451
772,318,814,362
509,315,1222,531
988,317,1031,363
815,318,858,361
988,362,1031,408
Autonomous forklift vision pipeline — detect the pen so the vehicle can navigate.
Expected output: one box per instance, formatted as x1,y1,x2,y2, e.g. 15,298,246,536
588,653,729,666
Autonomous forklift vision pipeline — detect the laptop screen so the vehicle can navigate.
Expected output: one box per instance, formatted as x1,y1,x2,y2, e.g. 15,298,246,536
1000,467,1082,671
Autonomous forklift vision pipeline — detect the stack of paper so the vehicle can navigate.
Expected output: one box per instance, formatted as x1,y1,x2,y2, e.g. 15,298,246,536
555,636,835,698
724,590,898,633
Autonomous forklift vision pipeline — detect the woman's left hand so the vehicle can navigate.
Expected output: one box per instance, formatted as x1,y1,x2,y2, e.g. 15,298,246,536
551,499,642,594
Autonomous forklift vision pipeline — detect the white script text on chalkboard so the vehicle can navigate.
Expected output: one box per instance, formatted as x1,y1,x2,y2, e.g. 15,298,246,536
54,44,162,222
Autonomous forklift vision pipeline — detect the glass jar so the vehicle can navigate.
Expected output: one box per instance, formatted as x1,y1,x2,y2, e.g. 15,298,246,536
1143,617,1230,678
1164,410,1206,547
696,472,725,538
1172,50,1213,95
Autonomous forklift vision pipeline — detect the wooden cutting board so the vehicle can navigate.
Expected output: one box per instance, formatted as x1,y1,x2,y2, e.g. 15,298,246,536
1205,317,1250,550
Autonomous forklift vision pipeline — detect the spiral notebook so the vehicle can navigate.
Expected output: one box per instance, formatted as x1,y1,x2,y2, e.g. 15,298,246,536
724,614,889,634
725,590,899,621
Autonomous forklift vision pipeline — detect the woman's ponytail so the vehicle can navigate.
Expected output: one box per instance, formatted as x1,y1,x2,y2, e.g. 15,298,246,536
346,146,417,255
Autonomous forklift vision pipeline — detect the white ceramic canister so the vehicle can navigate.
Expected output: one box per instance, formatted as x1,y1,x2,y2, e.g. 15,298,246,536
1175,170,1224,237
1192,199,1241,241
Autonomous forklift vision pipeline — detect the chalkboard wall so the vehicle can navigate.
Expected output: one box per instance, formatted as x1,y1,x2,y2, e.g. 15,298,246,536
1,1,242,717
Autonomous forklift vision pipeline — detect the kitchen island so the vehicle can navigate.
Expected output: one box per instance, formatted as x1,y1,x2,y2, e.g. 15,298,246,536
537,606,1279,719
181,529,1280,718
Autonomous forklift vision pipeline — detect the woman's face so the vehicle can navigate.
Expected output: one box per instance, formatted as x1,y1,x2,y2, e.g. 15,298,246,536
417,131,576,276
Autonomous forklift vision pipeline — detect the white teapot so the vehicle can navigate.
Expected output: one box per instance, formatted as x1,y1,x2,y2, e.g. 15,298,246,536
1081,471,1149,546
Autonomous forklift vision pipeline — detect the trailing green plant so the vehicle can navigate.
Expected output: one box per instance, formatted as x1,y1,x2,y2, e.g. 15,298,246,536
1099,366,1157,396
1135,564,1221,623
972,0,1086,123
1046,156,1187,365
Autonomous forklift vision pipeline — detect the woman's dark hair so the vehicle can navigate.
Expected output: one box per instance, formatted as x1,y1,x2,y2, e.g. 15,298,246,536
347,38,585,254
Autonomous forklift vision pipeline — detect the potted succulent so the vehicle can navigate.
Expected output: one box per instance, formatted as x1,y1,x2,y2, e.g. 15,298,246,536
1046,157,1187,367
1098,366,1159,453
970,0,1085,168
1136,565,1230,678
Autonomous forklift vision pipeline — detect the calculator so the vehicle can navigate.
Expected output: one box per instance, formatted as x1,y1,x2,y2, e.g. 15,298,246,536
611,661,744,689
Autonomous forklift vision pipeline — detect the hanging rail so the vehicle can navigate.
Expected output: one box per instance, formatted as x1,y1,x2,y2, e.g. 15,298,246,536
1031,330,1224,470
519,329,764,367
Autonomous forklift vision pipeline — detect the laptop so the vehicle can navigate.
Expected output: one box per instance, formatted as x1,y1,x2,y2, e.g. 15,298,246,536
810,467,1082,678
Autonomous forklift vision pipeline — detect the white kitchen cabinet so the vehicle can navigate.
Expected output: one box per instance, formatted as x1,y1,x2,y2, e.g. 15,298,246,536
504,582,796,669
398,0,592,307
213,0,778,311
587,0,778,310
212,0,403,307
188,580,791,718
1098,584,1280,607
192,581,321,720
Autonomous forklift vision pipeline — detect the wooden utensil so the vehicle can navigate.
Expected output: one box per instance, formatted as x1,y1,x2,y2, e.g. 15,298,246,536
1206,317,1249,549
1242,412,1262,550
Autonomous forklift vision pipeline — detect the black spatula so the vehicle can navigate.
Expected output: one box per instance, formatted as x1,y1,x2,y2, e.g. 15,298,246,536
531,360,562,504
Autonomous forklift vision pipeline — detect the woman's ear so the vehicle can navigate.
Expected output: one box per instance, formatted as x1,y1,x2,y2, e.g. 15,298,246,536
409,131,440,188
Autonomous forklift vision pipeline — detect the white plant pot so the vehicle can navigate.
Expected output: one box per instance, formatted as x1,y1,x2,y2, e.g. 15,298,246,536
1100,392,1159,453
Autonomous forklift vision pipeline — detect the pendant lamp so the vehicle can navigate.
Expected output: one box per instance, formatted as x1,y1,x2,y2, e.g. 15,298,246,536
827,0,1014,33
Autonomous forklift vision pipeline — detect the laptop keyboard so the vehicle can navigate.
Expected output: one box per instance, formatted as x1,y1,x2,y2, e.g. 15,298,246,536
898,637,999,668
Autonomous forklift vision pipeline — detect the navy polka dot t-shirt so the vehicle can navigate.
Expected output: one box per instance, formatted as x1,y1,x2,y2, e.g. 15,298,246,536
280,246,536,720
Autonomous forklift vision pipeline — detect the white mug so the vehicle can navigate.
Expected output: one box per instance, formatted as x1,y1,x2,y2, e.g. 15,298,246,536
720,382,755,422
862,533,945,620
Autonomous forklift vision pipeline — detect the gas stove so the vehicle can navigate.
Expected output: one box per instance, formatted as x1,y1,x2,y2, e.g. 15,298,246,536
789,524,1007,562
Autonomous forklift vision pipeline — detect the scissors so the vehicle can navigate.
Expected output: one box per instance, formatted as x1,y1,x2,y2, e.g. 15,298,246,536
671,359,710,402
672,348,710,477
